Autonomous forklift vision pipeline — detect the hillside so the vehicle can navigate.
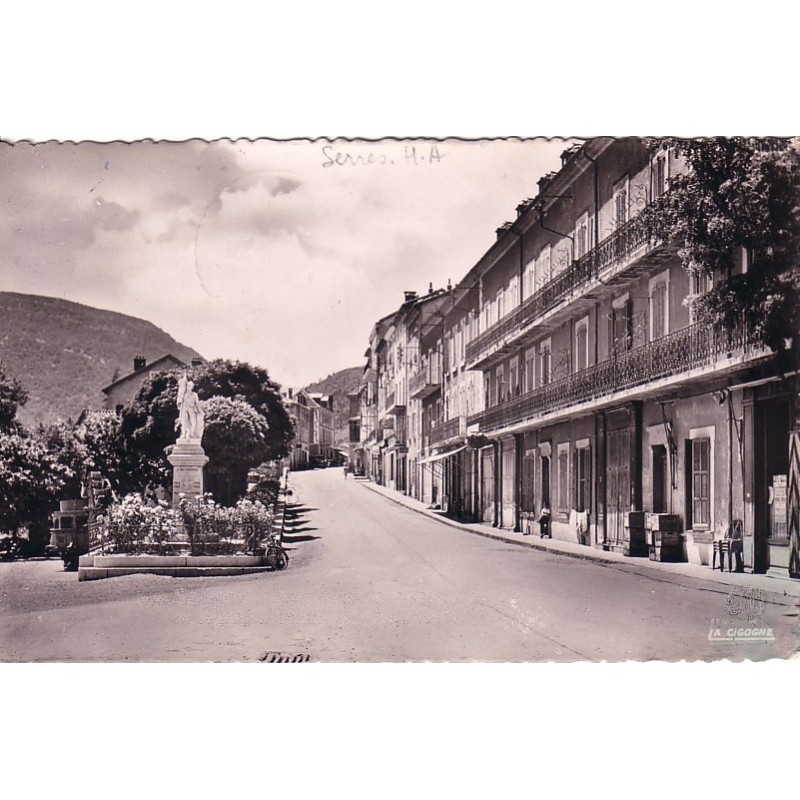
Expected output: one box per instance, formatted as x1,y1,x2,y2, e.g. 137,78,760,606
305,365,364,445
0,292,202,428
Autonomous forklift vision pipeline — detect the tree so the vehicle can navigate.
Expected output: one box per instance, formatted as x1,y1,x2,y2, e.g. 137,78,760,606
641,137,800,352
40,413,127,499
201,396,272,505
0,362,28,433
120,359,294,501
191,360,294,460
0,431,73,541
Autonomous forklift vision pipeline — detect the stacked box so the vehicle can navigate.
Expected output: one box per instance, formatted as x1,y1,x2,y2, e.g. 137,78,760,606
648,530,684,562
645,513,683,532
623,511,648,557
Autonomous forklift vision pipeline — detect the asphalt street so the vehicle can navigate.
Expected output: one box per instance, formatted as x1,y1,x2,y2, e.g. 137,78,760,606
1,468,798,662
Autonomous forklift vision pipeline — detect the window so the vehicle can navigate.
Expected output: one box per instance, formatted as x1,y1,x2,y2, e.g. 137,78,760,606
495,364,505,404
574,211,590,260
496,287,505,323
611,293,633,353
524,347,536,392
508,274,519,309
537,245,552,291
539,338,551,386
557,444,570,514
575,317,589,372
509,355,520,397
523,257,536,299
692,439,711,527
689,269,713,323
686,427,715,530
649,270,670,340
651,152,667,200
613,177,629,229
575,440,591,513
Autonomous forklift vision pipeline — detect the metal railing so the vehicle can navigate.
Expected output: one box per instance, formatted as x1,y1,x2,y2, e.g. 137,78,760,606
469,319,762,432
465,215,655,365
428,416,465,445
409,368,440,398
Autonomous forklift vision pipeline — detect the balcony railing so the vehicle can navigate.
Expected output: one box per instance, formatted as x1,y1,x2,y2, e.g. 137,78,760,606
469,319,763,432
409,368,440,399
384,390,406,414
428,416,466,446
465,214,654,366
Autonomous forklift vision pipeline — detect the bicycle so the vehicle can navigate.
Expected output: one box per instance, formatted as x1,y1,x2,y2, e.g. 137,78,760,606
265,534,289,571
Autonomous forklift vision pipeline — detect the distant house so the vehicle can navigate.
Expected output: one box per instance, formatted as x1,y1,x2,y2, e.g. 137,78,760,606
102,354,190,412
283,388,337,468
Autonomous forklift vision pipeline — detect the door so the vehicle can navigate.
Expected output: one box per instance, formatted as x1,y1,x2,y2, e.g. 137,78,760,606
755,397,791,572
652,445,668,513
501,442,516,529
606,427,631,547
481,448,495,524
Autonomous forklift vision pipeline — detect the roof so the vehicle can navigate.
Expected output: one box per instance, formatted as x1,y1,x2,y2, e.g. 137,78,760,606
101,354,187,394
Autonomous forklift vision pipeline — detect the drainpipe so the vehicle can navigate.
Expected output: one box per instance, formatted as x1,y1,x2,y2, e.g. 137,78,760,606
727,387,734,529
539,213,574,253
494,439,501,528
514,432,524,532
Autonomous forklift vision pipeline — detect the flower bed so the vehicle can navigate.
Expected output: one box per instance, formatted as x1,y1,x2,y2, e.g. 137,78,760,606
96,493,274,556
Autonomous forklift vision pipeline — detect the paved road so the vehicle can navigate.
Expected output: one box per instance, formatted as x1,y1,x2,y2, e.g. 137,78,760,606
1,469,798,661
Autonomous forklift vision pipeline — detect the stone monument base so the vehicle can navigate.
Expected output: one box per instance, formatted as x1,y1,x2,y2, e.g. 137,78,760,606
168,439,209,508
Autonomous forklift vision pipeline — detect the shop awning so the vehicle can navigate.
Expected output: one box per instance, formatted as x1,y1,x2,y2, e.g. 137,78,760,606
419,445,467,465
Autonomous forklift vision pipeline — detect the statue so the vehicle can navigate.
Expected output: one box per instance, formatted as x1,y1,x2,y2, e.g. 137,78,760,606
176,372,205,442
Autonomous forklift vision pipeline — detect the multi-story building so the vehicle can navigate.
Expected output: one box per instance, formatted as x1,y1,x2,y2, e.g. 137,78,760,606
308,392,336,463
363,137,798,579
365,287,453,496
464,138,795,576
417,281,483,516
284,388,337,468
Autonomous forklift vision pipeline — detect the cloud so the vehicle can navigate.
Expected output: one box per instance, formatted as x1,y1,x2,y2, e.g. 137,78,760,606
0,138,576,387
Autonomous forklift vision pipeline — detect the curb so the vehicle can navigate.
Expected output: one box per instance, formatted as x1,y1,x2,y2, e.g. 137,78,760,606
357,481,800,608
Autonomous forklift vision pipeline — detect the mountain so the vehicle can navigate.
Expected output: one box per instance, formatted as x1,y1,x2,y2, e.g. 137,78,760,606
0,292,202,428
305,365,364,445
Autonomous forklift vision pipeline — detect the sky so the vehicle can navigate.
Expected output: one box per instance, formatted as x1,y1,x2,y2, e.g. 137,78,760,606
0,138,575,388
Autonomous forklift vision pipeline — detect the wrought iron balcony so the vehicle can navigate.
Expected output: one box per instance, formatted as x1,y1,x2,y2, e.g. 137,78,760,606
465,214,655,367
428,416,466,446
468,319,764,432
384,390,406,415
409,368,440,399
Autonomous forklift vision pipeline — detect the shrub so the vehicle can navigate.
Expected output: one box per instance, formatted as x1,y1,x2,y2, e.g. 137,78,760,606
99,494,178,555
98,493,276,556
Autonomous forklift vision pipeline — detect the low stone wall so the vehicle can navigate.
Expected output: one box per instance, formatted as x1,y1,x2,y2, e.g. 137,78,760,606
78,553,274,581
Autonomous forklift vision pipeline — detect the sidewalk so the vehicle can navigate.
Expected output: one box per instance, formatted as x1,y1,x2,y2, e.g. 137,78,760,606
355,478,800,607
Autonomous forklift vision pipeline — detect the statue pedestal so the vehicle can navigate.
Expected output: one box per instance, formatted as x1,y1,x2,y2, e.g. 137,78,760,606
168,439,209,509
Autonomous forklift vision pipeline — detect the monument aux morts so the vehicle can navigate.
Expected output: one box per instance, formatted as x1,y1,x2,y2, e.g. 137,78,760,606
168,373,208,507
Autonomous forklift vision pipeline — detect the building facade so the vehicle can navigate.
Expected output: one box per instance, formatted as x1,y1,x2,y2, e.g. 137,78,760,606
360,137,799,580
102,354,188,412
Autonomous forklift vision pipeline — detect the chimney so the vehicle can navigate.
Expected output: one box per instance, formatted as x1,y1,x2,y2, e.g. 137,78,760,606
447,278,452,291
404,290,418,303
561,144,581,166
496,221,512,240
133,355,146,371
516,198,535,218
537,171,557,192
428,282,434,294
